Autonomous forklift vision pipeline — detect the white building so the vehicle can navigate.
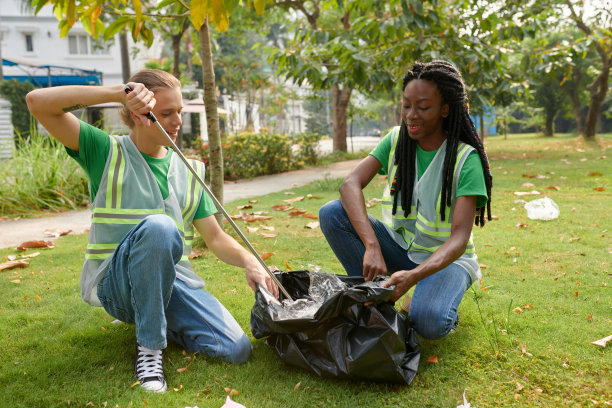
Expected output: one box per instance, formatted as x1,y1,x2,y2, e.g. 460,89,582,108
0,0,161,86
0,0,162,157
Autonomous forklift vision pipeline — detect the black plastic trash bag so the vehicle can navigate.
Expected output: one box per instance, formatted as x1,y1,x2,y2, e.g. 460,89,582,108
250,270,420,384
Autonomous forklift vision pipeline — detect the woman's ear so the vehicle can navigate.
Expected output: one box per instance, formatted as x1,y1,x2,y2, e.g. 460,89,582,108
441,104,450,118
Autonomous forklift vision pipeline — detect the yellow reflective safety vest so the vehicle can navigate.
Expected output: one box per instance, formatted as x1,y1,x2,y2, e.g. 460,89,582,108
380,126,482,282
81,135,206,306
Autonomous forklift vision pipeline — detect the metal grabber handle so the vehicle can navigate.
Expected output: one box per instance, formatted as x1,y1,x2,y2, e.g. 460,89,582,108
124,86,293,300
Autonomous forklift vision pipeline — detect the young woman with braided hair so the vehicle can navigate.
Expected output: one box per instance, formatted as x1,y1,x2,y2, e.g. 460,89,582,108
319,60,492,340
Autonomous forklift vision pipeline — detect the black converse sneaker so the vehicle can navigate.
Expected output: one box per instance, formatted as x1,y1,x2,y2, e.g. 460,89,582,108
134,345,167,393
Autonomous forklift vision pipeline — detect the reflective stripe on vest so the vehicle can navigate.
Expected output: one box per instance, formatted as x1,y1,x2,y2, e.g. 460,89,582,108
381,126,475,254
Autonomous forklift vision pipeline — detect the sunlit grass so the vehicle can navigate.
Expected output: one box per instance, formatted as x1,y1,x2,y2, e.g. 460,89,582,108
0,133,610,407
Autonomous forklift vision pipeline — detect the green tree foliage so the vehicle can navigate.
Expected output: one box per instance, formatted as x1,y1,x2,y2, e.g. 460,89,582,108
28,0,267,215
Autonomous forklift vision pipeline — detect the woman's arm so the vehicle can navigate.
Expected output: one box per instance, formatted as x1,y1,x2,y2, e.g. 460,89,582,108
338,155,385,281
26,83,155,151
381,195,477,301
193,215,279,298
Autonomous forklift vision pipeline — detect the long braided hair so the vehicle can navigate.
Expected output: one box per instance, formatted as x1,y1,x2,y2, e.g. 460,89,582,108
391,60,492,227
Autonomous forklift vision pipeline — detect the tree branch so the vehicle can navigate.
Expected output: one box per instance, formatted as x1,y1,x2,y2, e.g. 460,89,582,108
270,0,319,29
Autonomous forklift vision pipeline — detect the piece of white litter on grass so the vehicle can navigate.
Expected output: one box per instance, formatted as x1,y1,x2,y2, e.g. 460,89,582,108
221,396,246,408
456,390,473,408
111,320,123,324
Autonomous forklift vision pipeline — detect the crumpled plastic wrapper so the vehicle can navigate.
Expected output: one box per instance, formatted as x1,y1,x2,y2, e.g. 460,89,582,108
524,197,559,220
265,271,347,321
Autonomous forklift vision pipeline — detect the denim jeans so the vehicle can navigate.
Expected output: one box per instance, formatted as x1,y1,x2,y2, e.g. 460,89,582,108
319,200,472,340
96,214,251,363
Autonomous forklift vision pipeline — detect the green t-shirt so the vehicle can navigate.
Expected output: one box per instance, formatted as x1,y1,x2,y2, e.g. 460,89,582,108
370,131,488,208
66,121,217,219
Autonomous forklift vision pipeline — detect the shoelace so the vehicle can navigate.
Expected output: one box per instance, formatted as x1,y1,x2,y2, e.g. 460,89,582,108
135,346,164,380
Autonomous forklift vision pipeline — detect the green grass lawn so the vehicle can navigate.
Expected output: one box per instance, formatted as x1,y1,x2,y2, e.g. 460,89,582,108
0,133,610,407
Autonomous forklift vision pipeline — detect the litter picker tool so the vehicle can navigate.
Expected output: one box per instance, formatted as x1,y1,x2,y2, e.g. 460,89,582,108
124,86,293,300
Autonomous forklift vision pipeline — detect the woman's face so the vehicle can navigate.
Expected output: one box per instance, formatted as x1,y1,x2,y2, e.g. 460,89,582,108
401,79,449,150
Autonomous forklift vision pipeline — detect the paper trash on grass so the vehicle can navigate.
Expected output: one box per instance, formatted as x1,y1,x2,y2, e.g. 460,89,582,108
221,396,246,408
456,390,474,408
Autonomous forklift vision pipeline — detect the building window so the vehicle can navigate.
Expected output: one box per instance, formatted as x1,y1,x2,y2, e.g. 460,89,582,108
24,34,34,52
68,34,110,55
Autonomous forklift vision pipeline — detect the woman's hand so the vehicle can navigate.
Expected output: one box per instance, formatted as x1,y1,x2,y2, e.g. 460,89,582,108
381,269,420,302
363,247,387,281
244,258,279,298
124,82,156,126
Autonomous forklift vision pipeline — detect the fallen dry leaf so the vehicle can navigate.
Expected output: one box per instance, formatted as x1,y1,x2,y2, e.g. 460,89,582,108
305,221,320,229
521,344,533,356
43,229,72,238
261,233,278,239
261,225,275,231
588,172,603,177
173,384,183,392
288,210,307,216
569,237,580,243
0,260,29,271
271,204,294,211
35,295,42,301
284,260,293,271
573,291,579,296
130,381,140,388
590,335,612,348
235,205,252,210
230,214,245,220
546,186,561,191
17,240,55,250
516,223,528,228
513,307,523,314
426,355,438,364
224,387,241,396
522,182,535,187
522,173,535,178
189,250,204,260
284,196,305,204
302,213,318,219
260,252,275,261
249,200,258,203
246,227,259,233
516,382,525,391
294,381,301,391
20,252,41,259
246,214,272,222
306,194,322,199
593,186,606,191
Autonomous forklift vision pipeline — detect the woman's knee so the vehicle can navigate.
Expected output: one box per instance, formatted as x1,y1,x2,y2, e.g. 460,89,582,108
222,334,252,364
138,215,182,256
319,200,345,231
409,303,456,340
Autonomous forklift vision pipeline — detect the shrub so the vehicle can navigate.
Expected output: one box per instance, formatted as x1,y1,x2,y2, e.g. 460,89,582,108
0,125,89,215
0,79,35,142
190,130,321,180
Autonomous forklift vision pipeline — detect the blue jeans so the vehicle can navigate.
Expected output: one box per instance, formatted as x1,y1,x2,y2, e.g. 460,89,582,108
319,200,472,340
96,214,251,363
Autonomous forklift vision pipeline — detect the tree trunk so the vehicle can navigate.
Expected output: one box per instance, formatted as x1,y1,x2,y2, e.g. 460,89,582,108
172,33,181,79
569,69,583,134
544,109,555,137
199,19,224,225
119,31,131,83
331,85,351,152
583,61,610,139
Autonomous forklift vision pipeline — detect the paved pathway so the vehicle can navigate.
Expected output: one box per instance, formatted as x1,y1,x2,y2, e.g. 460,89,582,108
0,159,364,249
